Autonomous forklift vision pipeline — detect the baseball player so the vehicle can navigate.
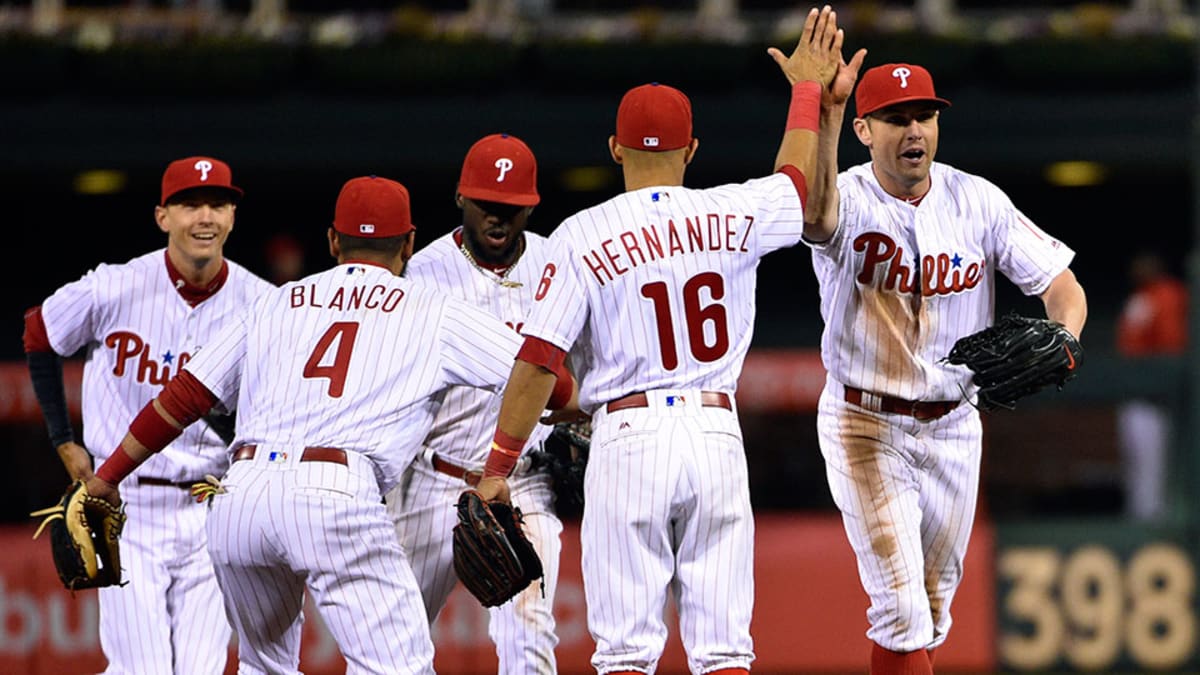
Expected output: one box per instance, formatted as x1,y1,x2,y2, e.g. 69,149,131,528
80,175,577,675
21,156,272,674
804,61,1088,674
471,7,844,674
385,133,564,671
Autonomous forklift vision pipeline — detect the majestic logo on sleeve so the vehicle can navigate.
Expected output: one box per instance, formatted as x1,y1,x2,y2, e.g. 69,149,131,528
892,66,911,88
194,160,213,181
494,158,513,182
105,331,191,385
854,232,984,296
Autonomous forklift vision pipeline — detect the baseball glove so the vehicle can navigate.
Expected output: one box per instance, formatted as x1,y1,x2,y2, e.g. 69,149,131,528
30,480,126,591
944,312,1083,411
452,489,543,608
527,421,590,517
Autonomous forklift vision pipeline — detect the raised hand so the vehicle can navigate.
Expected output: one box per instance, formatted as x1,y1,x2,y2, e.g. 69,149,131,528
827,44,868,107
767,5,843,88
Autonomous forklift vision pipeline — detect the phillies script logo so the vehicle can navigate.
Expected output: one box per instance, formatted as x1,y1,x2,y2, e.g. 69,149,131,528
105,331,191,385
854,232,984,296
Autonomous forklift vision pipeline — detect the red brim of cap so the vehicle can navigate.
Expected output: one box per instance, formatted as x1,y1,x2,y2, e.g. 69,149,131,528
859,96,951,118
163,184,244,205
458,187,540,207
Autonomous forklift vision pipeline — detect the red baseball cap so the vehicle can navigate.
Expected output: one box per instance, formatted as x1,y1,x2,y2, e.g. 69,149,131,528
333,176,415,238
458,133,540,207
854,63,951,118
615,82,693,152
160,156,243,205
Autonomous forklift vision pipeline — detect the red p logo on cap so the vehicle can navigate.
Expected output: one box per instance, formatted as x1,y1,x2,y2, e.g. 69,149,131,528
160,156,243,205
458,134,540,207
854,63,951,118
615,82,693,152
333,176,415,238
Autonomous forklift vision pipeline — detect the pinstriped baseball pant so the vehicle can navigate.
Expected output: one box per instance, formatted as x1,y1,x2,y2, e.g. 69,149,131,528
816,382,982,653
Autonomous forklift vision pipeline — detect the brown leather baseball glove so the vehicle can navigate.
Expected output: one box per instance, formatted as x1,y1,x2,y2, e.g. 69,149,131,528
31,480,126,591
452,489,543,607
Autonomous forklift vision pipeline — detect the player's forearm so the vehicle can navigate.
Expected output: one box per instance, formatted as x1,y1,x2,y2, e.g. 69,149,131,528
773,81,822,177
1042,268,1088,339
484,360,557,478
94,371,217,485
803,103,846,242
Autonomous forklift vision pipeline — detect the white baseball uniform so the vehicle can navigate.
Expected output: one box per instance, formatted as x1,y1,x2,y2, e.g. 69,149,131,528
522,174,806,673
385,229,561,673
38,249,272,675
808,161,1076,652
184,261,526,675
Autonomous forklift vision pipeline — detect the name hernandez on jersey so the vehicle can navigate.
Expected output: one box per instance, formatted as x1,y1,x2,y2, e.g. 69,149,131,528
581,211,757,285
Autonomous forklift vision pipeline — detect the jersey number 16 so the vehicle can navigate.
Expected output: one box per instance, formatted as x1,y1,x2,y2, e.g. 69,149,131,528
640,272,730,370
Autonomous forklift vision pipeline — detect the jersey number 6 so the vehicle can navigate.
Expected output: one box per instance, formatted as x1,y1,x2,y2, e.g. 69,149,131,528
640,272,730,370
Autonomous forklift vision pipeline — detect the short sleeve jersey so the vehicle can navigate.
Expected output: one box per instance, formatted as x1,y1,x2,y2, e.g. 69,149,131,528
806,161,1076,401
521,173,805,413
39,250,273,481
403,230,554,463
182,262,523,492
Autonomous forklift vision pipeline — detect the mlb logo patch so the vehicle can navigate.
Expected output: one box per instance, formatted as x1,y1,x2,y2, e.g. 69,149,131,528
359,223,376,234
651,191,670,202
666,395,687,407
268,451,288,462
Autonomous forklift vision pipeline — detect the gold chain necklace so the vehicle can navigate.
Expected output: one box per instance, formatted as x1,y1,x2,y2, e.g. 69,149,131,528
459,237,523,288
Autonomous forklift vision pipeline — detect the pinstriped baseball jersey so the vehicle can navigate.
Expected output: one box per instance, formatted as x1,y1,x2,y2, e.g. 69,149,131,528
808,161,1076,401
403,230,554,461
38,248,271,675
390,229,561,673
183,261,525,493
39,249,272,480
524,173,805,412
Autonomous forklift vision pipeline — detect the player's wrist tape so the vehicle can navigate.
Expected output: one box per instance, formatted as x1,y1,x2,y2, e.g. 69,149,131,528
484,430,526,478
128,403,184,454
786,80,822,133
95,445,138,485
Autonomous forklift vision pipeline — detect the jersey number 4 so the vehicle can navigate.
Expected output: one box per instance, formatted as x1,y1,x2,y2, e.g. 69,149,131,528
640,272,730,370
303,321,359,397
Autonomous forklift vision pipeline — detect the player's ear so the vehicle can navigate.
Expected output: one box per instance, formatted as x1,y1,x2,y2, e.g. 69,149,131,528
455,190,465,209
852,117,872,147
608,136,622,164
327,227,340,259
683,137,699,165
154,205,169,233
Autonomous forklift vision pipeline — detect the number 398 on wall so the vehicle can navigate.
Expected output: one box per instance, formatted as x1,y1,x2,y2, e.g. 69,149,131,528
999,543,1197,671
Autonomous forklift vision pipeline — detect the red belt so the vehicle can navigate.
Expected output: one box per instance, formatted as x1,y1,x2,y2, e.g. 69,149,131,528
606,391,733,414
232,445,348,465
431,454,482,486
843,386,959,421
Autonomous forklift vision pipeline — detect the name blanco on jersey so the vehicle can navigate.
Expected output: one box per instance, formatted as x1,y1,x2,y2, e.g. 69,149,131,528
855,232,986,297
582,212,756,285
289,284,405,312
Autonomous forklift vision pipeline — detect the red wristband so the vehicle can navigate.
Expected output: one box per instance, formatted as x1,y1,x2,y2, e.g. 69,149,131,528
483,429,527,478
786,80,822,133
95,445,139,485
129,402,184,452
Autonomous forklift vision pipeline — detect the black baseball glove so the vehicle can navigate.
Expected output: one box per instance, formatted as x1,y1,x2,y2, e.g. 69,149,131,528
31,480,126,591
452,489,543,608
944,312,1083,411
527,421,590,517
